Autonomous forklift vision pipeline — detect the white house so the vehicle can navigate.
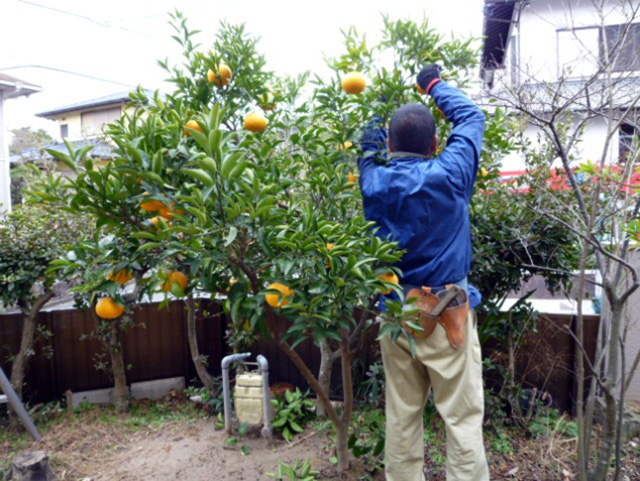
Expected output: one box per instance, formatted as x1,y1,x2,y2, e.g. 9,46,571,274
482,0,639,171
0,73,40,212
482,0,640,403
11,90,151,177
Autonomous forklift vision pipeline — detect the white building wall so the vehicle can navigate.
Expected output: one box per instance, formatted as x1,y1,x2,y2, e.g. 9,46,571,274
495,0,636,170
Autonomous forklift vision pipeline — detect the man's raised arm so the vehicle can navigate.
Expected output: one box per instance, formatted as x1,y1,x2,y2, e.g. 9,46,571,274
417,64,486,198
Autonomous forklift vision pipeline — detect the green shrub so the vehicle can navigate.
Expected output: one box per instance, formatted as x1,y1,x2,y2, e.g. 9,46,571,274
267,457,320,480
271,388,315,442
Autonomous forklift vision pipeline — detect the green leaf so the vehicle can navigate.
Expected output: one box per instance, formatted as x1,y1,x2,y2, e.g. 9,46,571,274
151,150,164,174
224,226,238,247
183,168,214,187
136,242,161,252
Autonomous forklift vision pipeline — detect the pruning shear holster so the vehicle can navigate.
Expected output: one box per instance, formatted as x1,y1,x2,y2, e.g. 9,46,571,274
404,285,470,349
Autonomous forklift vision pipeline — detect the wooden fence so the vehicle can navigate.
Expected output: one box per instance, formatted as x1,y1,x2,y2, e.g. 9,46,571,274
0,301,598,412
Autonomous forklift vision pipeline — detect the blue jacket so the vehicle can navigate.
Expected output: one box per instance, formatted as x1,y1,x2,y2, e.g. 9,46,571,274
358,81,485,289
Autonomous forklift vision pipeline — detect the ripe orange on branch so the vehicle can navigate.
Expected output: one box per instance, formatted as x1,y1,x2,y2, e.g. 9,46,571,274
265,282,294,308
208,64,232,86
348,173,357,183
259,93,276,111
140,192,166,213
184,119,203,136
378,272,399,294
162,271,189,293
96,297,125,319
341,72,366,94
109,269,133,285
244,112,269,132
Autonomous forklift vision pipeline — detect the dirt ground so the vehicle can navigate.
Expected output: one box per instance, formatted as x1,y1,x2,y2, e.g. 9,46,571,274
2,401,639,480
33,418,336,480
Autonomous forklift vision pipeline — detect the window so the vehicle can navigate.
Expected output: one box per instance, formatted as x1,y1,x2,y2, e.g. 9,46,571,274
601,23,640,72
81,107,121,137
557,27,600,78
619,123,638,163
60,124,68,139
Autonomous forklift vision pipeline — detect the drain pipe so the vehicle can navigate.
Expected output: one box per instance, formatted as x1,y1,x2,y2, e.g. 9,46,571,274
256,355,272,439
221,352,251,435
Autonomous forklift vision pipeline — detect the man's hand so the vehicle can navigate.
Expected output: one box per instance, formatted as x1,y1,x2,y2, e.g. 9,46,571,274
417,64,443,95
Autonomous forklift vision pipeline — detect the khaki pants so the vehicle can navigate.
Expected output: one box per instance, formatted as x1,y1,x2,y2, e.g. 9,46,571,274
380,312,489,481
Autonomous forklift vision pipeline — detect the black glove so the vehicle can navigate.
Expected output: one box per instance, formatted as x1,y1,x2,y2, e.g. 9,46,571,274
417,64,443,94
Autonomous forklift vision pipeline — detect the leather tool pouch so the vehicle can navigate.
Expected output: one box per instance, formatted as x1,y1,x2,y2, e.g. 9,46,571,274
405,286,470,349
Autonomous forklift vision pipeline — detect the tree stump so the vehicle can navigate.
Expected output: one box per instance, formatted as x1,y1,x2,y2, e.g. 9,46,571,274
11,451,56,480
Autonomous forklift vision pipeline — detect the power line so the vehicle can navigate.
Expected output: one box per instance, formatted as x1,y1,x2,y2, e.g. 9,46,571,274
17,0,163,40
0,65,138,88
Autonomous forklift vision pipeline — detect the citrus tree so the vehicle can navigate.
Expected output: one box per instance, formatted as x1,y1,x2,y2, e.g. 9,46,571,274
0,204,91,422
30,12,582,473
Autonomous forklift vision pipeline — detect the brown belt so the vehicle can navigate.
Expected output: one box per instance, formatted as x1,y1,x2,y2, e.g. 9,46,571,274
404,285,470,349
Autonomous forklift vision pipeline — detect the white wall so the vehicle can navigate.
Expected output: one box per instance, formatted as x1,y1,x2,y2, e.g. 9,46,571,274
510,0,634,83
494,0,636,171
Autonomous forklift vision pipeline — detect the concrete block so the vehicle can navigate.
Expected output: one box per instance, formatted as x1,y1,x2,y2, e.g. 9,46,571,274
130,377,185,400
71,387,116,408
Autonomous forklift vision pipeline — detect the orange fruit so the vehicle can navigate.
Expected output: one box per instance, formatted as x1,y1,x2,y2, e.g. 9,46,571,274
140,193,166,213
480,167,489,177
141,200,165,212
341,72,366,94
338,141,353,151
244,112,269,132
265,282,294,308
259,93,276,111
416,84,427,95
162,271,189,292
184,119,203,136
347,173,357,183
95,297,125,319
108,269,133,285
325,244,335,268
207,64,232,86
149,216,161,229
378,272,399,294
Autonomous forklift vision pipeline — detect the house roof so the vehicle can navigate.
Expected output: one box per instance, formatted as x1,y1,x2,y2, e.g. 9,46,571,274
36,89,149,119
482,0,519,73
0,72,41,98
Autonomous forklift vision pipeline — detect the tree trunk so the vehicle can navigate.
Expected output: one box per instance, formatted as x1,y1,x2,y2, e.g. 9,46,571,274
336,339,354,472
575,241,590,481
316,338,339,418
9,291,54,426
107,321,129,413
590,302,623,481
10,451,55,481
186,296,214,391
336,420,350,473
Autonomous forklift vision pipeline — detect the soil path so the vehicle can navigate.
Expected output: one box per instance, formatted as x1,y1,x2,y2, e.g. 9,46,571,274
35,418,334,481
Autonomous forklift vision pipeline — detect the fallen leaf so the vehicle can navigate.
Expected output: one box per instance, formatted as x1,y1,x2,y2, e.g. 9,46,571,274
507,466,519,476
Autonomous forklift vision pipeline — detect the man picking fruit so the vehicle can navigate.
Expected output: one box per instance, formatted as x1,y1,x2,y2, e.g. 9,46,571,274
358,64,489,481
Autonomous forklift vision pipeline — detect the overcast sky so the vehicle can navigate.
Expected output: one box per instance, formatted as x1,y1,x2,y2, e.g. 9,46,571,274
1,0,484,140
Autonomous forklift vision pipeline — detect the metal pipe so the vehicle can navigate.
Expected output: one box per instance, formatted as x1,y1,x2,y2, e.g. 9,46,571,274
0,367,42,441
256,355,272,439
221,352,251,435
